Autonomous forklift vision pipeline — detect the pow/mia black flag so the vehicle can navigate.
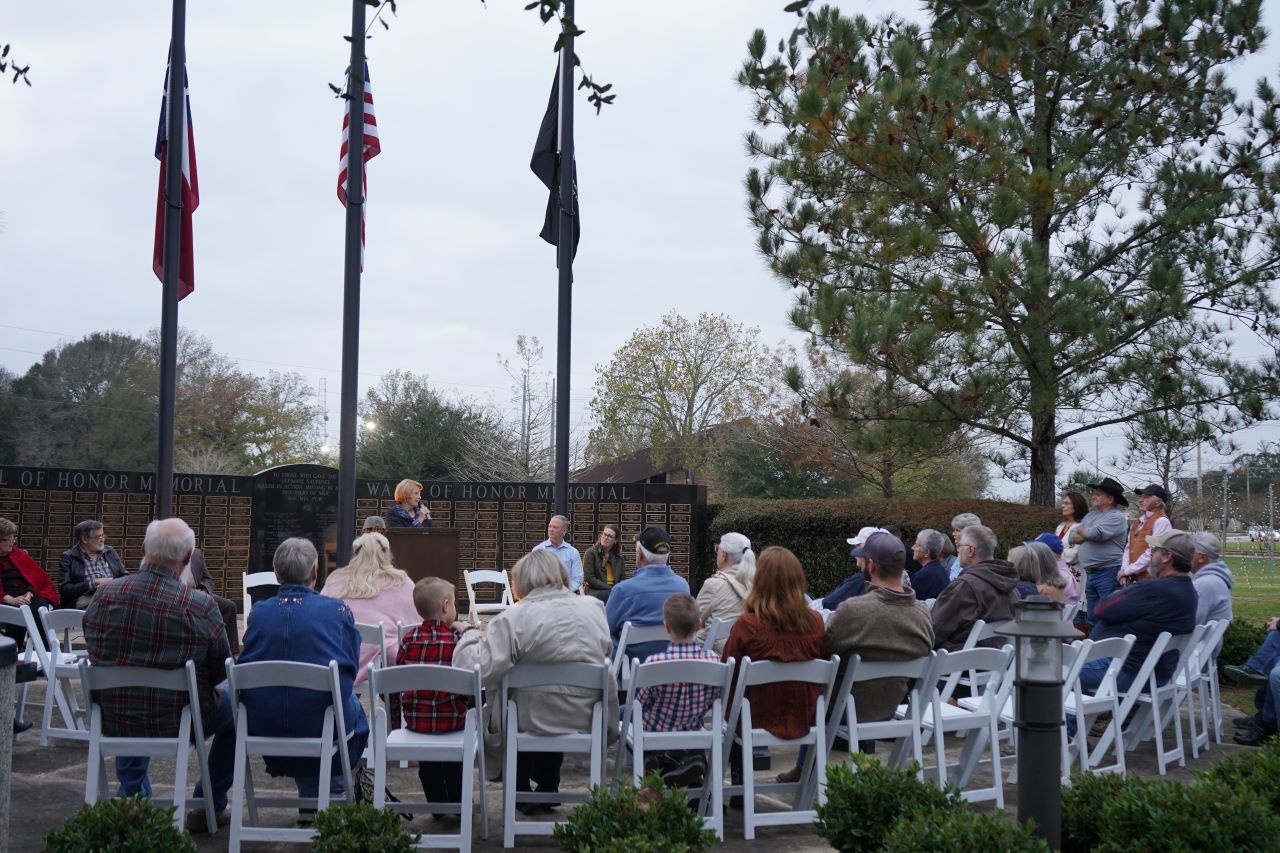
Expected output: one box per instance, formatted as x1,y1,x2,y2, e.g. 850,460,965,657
530,72,580,267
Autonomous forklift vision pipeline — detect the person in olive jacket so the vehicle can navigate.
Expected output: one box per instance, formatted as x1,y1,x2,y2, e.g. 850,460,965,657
583,524,625,602
58,520,127,609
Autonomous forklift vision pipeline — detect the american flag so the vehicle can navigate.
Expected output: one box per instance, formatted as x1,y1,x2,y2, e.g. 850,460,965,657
152,59,199,301
338,62,381,268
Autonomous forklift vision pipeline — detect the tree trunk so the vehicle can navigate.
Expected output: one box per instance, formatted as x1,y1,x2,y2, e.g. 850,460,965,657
1028,410,1057,505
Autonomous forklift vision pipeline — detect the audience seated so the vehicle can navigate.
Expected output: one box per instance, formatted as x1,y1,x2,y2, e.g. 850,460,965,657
1009,541,1068,604
320,531,419,682
820,527,883,611
1,517,59,652
58,519,126,609
606,526,690,661
635,593,722,787
696,531,755,653
397,577,475,819
82,517,234,833
930,524,1017,651
185,547,242,657
947,513,982,581
1224,615,1280,746
1189,532,1233,629
1026,532,1079,605
453,549,618,811
907,529,950,602
237,537,369,822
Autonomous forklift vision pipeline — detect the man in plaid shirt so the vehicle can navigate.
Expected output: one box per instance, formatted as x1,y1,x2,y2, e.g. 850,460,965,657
635,594,721,787
397,577,478,817
83,517,234,831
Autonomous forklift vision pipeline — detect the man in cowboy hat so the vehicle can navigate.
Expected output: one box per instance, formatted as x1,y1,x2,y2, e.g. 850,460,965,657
1070,477,1130,629
1117,484,1172,587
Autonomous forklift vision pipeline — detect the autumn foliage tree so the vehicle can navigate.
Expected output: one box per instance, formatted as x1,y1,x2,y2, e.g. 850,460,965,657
740,0,1280,505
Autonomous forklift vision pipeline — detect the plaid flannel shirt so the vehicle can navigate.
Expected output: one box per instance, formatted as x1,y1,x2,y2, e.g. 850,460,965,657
83,565,229,737
635,641,721,732
396,620,470,733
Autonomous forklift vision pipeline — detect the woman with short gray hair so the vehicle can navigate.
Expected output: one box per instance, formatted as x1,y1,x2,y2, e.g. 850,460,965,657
453,549,617,795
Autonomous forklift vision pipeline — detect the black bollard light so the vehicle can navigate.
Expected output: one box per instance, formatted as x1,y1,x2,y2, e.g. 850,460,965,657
995,597,1082,850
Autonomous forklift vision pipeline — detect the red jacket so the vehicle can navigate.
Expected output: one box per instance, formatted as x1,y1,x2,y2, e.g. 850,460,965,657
4,546,59,606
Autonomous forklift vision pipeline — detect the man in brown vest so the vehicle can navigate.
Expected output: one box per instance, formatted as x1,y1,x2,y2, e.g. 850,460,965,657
1117,484,1171,587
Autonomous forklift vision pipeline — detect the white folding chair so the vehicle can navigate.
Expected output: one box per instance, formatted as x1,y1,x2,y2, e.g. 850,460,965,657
612,622,672,694
78,659,218,834
934,619,991,706
355,621,389,670
226,659,356,851
1089,631,1173,771
1062,634,1135,775
701,617,737,653
241,572,278,621
843,653,939,771
464,570,512,617
1124,626,1206,775
723,656,840,840
614,658,734,840
1061,602,1080,624
500,661,609,847
38,607,90,744
922,598,937,611
368,663,488,849
1,603,50,731
1186,619,1230,749
920,646,1015,806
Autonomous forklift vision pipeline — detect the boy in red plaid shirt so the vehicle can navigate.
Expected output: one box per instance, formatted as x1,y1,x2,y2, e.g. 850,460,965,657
635,594,721,787
397,577,479,818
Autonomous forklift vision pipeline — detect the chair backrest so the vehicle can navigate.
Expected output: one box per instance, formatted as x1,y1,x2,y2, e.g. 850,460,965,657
41,607,85,634
931,646,1013,684
726,656,840,739
1061,602,1080,623
961,619,988,650
829,652,938,744
464,569,512,607
505,661,609,692
1197,618,1230,668
1,603,42,663
369,662,481,705
1060,639,1093,688
613,622,673,676
1163,624,1207,684
78,659,205,742
229,659,340,694
849,654,935,684
355,621,387,668
629,658,733,692
702,617,737,652
923,598,937,611
242,572,279,619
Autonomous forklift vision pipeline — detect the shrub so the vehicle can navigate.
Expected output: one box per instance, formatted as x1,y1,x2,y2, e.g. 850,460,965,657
704,497,1058,597
1093,776,1280,852
312,803,419,852
1220,618,1269,667
554,773,717,853
44,796,196,853
1061,771,1131,853
881,807,1049,852
1197,737,1280,814
814,754,962,852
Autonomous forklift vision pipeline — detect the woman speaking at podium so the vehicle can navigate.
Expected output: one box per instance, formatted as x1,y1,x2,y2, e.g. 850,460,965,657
386,479,433,528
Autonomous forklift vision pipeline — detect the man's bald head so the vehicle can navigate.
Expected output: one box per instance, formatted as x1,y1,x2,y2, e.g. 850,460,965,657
142,517,195,572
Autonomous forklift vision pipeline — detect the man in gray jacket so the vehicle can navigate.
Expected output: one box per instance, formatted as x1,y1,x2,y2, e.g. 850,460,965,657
1190,532,1233,630
930,525,1018,651
1070,477,1130,628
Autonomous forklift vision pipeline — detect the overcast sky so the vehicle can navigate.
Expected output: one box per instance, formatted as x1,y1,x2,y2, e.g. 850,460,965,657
4,1,1279,498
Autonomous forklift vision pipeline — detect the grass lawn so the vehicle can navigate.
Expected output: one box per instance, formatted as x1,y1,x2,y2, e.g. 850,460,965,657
1224,556,1280,625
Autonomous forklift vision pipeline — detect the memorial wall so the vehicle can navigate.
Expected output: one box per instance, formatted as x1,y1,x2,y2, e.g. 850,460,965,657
1,464,705,607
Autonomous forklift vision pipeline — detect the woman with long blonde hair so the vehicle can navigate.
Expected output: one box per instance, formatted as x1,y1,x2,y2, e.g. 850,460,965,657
320,531,419,683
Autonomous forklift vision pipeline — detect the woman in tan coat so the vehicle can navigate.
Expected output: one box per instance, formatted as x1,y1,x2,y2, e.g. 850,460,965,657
696,531,756,652
453,549,618,797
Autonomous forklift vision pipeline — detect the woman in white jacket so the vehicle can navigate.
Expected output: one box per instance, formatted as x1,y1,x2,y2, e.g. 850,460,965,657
695,531,756,653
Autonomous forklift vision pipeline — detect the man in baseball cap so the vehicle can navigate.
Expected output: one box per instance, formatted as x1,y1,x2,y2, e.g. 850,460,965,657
1118,484,1171,587
605,525,689,661
822,526,887,610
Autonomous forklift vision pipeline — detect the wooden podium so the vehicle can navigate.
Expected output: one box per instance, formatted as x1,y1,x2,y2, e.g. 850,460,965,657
385,528,461,587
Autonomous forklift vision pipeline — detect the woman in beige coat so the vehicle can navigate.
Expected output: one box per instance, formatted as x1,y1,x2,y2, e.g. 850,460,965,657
453,549,618,798
696,531,756,653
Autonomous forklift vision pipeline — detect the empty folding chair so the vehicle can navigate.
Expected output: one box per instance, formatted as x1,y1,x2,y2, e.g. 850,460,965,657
1183,620,1229,754
501,661,610,847
1062,634,1135,775
464,570,512,618
78,659,218,834
38,607,90,744
612,622,672,694
367,662,488,849
226,659,357,851
701,617,737,653
614,658,734,840
355,621,389,671
2,603,48,731
723,656,841,841
1124,625,1207,775
920,646,1015,806
242,572,279,621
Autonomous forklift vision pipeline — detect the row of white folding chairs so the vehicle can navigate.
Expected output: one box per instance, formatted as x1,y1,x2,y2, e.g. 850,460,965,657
0,602,91,745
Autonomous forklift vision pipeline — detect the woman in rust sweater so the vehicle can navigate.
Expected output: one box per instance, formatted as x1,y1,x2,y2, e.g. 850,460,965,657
721,546,827,793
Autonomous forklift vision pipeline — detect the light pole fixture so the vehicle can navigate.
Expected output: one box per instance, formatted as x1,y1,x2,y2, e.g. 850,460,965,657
995,596,1082,850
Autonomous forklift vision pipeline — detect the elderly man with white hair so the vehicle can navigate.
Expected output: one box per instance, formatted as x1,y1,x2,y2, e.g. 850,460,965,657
1190,532,1233,629
605,526,690,661
947,513,982,580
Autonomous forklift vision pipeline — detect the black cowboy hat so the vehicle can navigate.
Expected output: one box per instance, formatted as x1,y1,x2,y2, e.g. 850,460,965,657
1087,477,1129,507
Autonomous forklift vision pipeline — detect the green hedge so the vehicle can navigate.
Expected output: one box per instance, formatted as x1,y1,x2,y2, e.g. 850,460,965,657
44,796,196,853
1220,618,1269,667
700,497,1059,597
553,773,718,852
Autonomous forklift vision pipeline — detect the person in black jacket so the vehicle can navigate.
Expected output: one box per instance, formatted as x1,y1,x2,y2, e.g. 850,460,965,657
58,520,127,608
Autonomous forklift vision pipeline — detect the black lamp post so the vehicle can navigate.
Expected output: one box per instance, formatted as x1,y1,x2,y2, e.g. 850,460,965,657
995,596,1083,850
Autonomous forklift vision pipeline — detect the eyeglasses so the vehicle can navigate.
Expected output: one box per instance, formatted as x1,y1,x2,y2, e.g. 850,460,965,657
958,543,975,552
1,535,15,543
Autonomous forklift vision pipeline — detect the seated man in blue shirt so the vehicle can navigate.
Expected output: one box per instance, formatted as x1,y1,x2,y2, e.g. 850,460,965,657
821,527,886,611
534,514,584,593
605,526,689,661
909,529,951,602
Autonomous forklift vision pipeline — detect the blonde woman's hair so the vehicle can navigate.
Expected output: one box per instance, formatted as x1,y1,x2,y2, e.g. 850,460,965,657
394,479,423,502
511,549,568,598
333,532,408,599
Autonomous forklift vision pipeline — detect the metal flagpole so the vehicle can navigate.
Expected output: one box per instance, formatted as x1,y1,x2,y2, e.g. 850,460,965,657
337,0,367,567
553,0,576,517
155,0,187,520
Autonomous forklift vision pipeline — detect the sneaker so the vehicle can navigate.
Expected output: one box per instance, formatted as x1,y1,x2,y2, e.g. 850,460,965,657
1234,714,1262,730
774,765,802,784
1223,664,1270,685
11,719,33,735
184,808,230,834
663,756,707,789
1233,721,1278,747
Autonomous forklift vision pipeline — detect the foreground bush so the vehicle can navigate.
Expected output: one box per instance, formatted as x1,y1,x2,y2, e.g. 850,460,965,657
882,807,1049,852
44,796,195,853
1220,618,1268,667
815,754,962,852
313,803,418,852
553,773,717,852
703,498,1057,595
1197,737,1280,814
1060,771,1130,853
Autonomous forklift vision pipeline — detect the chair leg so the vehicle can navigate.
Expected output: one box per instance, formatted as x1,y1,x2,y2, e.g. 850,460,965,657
230,717,248,853
461,736,475,853
503,713,517,848
741,733,756,841
989,719,1003,810
85,738,101,806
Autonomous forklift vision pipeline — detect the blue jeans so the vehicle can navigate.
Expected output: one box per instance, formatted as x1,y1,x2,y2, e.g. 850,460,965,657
1066,658,1136,737
1266,663,1280,725
1084,568,1120,628
1246,630,1280,674
117,687,236,811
